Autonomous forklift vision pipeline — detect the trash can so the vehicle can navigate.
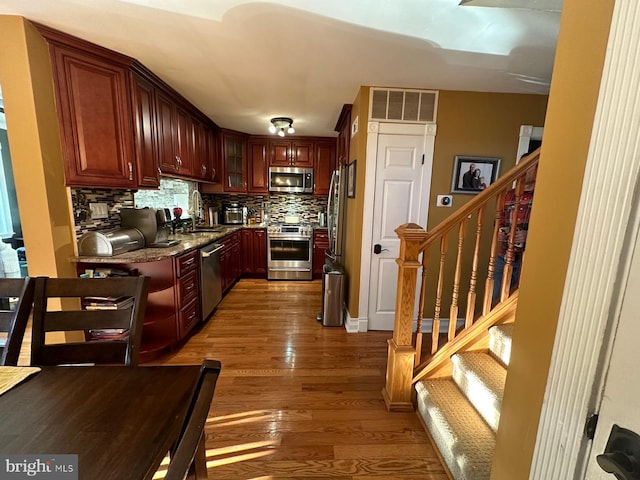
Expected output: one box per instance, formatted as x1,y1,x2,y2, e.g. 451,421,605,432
318,260,344,327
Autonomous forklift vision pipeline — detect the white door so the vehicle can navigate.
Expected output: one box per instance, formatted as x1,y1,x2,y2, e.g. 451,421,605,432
583,225,640,479
367,132,432,331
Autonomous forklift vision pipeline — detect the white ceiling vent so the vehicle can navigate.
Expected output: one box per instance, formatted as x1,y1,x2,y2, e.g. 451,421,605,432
370,88,438,123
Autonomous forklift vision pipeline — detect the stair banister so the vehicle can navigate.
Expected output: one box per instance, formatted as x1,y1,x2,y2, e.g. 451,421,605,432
383,149,540,412
381,222,428,412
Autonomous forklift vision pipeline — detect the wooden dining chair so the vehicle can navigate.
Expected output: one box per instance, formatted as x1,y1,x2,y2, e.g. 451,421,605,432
0,277,35,366
31,276,150,367
164,359,222,480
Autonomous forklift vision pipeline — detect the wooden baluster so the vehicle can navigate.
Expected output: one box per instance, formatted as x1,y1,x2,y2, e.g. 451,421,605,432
414,250,430,367
383,223,428,412
484,189,506,315
432,234,448,354
500,176,525,303
449,221,466,341
467,206,485,327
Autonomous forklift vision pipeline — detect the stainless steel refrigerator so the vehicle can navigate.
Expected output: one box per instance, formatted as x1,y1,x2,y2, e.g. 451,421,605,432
317,165,347,326
326,165,347,262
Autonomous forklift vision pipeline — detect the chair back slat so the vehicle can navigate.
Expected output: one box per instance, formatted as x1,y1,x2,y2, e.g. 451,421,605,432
0,277,35,366
41,310,133,332
38,341,129,366
31,276,150,367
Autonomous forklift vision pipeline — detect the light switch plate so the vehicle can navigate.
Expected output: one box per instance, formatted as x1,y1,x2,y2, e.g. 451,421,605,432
436,195,453,207
89,202,108,219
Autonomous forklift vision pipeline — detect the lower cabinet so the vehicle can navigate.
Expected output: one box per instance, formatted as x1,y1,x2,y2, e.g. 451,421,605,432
175,250,200,340
220,231,241,293
240,228,267,277
75,248,201,363
313,229,329,278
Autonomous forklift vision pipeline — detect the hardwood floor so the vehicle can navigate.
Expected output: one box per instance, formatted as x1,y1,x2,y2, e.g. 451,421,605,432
149,279,448,480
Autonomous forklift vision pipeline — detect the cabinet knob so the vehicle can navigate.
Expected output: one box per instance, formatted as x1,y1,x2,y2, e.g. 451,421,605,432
201,164,207,175
128,162,133,180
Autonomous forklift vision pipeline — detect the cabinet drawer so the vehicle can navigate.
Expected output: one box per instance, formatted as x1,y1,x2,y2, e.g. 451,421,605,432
178,297,199,338
176,250,198,277
177,269,198,306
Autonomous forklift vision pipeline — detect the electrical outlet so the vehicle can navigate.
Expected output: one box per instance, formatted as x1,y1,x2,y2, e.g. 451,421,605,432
89,202,108,219
436,195,453,207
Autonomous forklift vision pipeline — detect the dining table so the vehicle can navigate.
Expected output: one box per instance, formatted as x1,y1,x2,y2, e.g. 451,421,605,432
0,364,204,479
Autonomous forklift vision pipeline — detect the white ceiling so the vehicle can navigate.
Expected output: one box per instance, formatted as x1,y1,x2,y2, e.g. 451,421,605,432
0,0,561,137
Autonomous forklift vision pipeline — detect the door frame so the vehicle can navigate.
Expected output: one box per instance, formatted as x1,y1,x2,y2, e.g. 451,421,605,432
346,121,436,333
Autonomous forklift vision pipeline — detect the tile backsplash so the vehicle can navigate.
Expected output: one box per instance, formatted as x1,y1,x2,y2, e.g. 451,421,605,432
72,178,328,240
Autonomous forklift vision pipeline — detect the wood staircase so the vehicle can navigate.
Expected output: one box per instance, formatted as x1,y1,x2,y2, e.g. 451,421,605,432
383,149,540,479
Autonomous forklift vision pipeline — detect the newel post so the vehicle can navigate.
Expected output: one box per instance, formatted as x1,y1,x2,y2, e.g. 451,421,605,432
382,223,428,412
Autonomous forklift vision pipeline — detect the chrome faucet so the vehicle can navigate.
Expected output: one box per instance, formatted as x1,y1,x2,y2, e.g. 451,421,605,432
191,189,204,230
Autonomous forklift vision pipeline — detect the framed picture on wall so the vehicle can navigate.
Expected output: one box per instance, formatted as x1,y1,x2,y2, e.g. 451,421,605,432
451,155,501,194
347,160,357,198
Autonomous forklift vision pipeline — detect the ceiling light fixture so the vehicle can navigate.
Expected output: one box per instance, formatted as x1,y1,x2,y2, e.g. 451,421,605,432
269,117,295,137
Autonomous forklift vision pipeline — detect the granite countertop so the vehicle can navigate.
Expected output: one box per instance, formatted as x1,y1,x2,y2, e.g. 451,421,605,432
72,224,262,264
73,222,325,264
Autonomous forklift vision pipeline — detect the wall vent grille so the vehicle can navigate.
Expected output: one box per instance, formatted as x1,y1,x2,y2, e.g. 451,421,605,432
370,88,438,123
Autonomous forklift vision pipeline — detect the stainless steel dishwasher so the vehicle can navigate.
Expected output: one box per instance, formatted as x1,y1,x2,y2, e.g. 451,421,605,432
199,242,224,322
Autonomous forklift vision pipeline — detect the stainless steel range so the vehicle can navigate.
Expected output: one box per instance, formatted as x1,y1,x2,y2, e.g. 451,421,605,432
267,223,313,280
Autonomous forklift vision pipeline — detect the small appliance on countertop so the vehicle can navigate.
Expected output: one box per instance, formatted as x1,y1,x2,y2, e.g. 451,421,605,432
78,228,145,257
151,208,180,247
222,203,245,225
120,207,180,248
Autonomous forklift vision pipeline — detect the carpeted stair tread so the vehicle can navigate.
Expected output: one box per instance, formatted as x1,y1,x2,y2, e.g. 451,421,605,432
451,351,506,432
416,378,495,480
489,324,513,367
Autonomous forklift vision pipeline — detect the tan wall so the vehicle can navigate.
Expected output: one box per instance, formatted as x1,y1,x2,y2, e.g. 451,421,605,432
0,16,76,278
343,88,547,318
491,0,615,477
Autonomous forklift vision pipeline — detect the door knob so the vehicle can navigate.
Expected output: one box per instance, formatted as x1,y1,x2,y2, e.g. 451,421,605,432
596,424,640,479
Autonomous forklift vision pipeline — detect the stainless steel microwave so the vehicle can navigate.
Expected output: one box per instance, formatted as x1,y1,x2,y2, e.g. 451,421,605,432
268,167,314,193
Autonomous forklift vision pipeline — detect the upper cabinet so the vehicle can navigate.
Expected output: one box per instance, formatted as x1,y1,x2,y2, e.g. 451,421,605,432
156,90,193,177
131,74,160,188
314,140,336,196
221,130,247,193
247,138,269,194
269,139,314,167
36,23,220,189
43,29,137,189
335,104,352,166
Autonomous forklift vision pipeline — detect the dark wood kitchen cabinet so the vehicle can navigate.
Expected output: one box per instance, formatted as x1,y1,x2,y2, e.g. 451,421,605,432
37,24,223,189
313,140,336,196
221,130,248,193
240,228,267,277
175,249,200,339
43,32,137,189
220,231,241,292
156,90,193,177
247,138,269,194
269,139,314,167
335,104,352,166
313,229,329,278
132,73,160,188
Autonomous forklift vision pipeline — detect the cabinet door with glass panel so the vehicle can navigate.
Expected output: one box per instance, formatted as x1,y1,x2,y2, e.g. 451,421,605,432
221,129,247,193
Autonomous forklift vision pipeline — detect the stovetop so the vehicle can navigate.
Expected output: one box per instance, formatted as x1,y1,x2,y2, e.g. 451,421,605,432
267,223,313,237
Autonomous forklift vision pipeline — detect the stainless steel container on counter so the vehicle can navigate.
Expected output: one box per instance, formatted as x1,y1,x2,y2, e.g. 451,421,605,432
78,228,145,257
